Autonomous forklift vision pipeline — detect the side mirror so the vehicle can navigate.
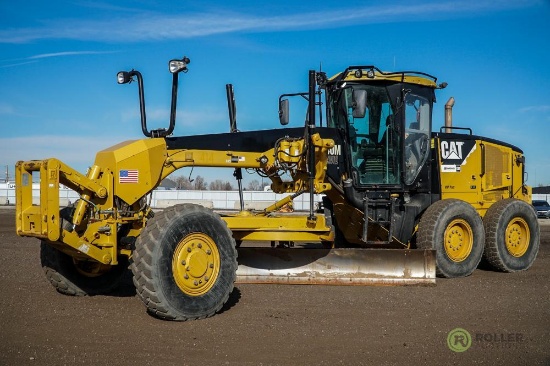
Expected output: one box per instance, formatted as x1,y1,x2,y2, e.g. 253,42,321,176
352,89,367,118
279,99,289,125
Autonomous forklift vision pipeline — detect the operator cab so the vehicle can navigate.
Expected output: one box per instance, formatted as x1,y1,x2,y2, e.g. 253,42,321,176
325,66,439,190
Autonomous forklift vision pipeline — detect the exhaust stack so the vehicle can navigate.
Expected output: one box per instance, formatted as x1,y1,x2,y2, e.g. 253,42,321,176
445,97,455,133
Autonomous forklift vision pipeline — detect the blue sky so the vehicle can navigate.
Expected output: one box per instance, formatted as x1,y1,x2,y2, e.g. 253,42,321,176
1,0,549,186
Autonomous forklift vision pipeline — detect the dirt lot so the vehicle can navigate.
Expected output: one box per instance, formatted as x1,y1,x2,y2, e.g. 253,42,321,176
0,208,549,366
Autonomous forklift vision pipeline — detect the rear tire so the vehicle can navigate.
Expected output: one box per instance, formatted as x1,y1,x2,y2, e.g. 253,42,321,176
483,198,539,272
131,204,237,321
417,199,485,278
40,241,130,296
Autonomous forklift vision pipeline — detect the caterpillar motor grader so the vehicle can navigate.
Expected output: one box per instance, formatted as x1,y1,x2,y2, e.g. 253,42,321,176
15,56,539,321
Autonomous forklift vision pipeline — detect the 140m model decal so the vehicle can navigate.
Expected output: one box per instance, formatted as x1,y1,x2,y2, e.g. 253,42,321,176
327,144,341,164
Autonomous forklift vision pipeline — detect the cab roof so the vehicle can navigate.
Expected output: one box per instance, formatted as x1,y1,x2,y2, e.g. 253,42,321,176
328,65,440,89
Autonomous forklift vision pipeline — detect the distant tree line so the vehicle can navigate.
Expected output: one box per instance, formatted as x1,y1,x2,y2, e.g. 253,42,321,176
167,176,264,191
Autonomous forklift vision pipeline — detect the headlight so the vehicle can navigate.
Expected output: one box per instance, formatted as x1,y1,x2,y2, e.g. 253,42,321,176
117,71,132,84
169,56,190,74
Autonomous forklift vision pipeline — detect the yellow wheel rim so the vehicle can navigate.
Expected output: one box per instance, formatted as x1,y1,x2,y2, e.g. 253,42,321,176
444,219,473,262
172,233,220,296
73,259,111,278
505,218,530,257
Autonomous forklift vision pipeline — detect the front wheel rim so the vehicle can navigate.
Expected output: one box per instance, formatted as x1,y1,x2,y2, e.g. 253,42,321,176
172,232,220,296
505,218,530,257
73,259,112,278
444,219,474,262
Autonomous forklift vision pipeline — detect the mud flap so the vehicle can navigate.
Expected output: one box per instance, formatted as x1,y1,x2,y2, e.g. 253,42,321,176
236,248,436,286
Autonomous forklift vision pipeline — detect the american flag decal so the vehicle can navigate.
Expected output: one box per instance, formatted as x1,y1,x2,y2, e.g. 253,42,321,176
119,169,139,183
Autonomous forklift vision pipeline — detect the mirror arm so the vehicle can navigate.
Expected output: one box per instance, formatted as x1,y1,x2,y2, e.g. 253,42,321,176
165,72,179,137
127,70,150,138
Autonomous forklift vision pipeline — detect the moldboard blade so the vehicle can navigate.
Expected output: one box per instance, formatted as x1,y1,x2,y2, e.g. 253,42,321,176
236,248,436,286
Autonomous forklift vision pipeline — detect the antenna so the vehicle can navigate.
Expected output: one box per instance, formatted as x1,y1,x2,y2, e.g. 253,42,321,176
226,84,237,133
226,84,245,209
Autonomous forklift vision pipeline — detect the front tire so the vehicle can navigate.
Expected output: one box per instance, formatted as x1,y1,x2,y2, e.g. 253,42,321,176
131,204,237,321
483,198,539,272
40,241,130,296
417,199,485,278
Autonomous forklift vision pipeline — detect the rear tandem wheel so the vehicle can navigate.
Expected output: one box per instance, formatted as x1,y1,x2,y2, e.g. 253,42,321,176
483,198,539,272
131,204,238,321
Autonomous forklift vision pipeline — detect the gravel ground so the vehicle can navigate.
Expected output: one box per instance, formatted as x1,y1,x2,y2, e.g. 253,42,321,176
0,208,549,366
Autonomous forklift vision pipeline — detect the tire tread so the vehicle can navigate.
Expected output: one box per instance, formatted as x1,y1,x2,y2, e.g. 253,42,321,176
131,204,237,321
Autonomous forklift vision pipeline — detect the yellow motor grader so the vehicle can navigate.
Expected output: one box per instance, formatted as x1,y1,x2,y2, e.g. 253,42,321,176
15,56,539,321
